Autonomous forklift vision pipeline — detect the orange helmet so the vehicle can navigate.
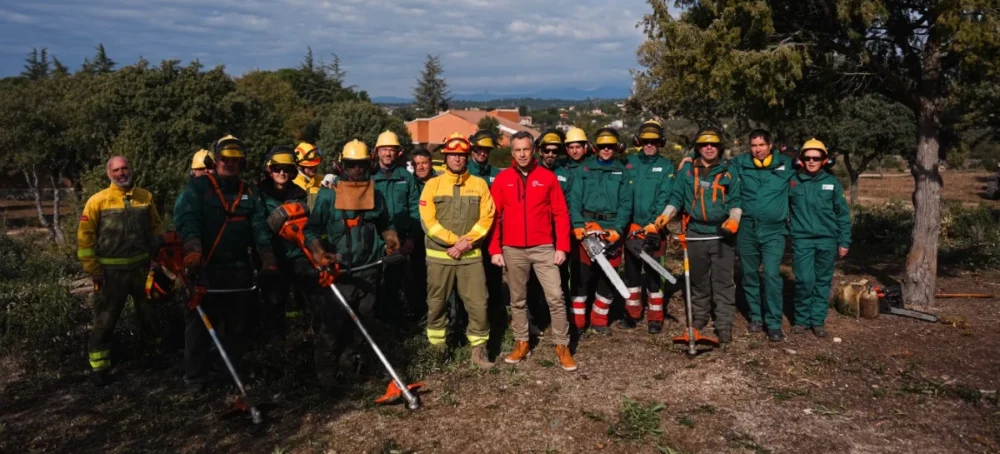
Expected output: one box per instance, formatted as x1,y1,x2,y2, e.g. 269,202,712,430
440,133,472,155
295,142,321,167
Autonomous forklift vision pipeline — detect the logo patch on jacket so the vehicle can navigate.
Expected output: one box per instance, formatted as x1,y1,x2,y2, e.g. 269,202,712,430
822,184,834,191
652,167,663,172
557,176,567,182
419,200,427,206
790,181,797,188
776,165,786,171
80,215,89,221
612,171,622,175
241,195,249,200
531,181,544,188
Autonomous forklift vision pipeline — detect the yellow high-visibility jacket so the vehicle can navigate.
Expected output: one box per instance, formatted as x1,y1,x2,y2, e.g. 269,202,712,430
418,168,495,264
77,183,163,276
293,173,324,209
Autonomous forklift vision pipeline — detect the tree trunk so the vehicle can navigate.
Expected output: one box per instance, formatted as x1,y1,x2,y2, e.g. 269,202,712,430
850,174,859,205
50,173,65,244
24,166,51,232
843,145,859,205
903,98,942,307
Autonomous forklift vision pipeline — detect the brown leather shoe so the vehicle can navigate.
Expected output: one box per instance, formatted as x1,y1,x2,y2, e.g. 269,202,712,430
504,340,531,364
555,345,577,372
470,345,494,369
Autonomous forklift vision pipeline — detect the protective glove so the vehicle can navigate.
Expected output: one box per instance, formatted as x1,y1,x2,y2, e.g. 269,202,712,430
655,206,677,230
644,231,661,251
187,285,207,311
258,249,279,279
91,273,104,293
318,252,340,268
573,228,586,240
606,230,620,244
318,269,336,287
584,221,604,235
721,218,739,234
182,238,203,272
382,230,401,255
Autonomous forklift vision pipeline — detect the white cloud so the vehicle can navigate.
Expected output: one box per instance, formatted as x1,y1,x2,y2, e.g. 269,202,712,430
0,0,652,96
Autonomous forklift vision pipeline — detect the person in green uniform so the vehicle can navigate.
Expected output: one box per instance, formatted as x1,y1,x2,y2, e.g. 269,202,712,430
622,120,676,334
568,127,634,335
656,127,742,343
256,147,309,341
371,131,421,321
302,139,400,387
175,135,276,393
789,139,850,338
728,129,795,342
173,149,215,221
561,127,589,328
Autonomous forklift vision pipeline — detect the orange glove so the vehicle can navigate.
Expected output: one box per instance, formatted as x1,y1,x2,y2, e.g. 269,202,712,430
318,269,336,287
606,230,620,244
584,221,603,233
318,252,340,268
573,228,586,240
654,214,671,230
643,224,659,235
722,218,739,234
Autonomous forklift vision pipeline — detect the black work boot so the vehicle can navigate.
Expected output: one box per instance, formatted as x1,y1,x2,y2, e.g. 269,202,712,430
647,321,663,335
717,330,732,344
767,329,785,342
792,325,807,335
590,326,612,336
812,326,828,338
748,321,764,332
615,318,636,330
90,369,111,387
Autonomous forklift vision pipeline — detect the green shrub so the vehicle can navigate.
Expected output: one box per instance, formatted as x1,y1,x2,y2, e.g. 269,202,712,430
850,201,914,254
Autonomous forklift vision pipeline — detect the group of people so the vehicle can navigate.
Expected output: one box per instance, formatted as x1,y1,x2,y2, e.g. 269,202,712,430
76,119,851,392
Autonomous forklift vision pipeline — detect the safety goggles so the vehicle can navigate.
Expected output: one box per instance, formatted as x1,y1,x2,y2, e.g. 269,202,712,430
801,156,825,162
444,138,471,153
269,164,297,175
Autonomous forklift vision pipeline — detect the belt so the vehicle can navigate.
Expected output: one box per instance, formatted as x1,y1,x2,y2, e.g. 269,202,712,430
582,210,616,221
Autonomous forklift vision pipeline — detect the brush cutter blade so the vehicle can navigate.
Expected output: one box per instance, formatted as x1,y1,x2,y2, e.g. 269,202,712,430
374,380,424,405
671,329,720,346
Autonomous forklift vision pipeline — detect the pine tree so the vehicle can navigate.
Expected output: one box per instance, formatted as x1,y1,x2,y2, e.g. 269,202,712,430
51,56,69,77
81,44,116,74
21,48,50,80
413,55,450,115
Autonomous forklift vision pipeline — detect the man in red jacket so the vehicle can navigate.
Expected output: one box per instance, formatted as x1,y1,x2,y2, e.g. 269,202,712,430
489,131,576,371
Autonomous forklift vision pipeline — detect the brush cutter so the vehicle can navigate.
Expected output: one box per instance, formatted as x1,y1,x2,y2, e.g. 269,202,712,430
153,234,263,425
671,221,720,357
271,202,423,410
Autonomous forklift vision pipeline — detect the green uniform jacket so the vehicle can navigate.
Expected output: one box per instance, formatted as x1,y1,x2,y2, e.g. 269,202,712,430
729,152,796,227
303,183,393,274
175,175,272,268
256,179,308,264
789,170,852,248
468,160,501,188
569,156,634,233
373,165,422,241
626,153,676,226
668,161,742,235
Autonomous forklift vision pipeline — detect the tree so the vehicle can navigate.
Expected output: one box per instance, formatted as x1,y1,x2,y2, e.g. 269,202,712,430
282,48,365,108
51,57,69,78
317,101,412,157
21,48,50,80
236,70,315,141
477,116,501,140
413,54,450,115
81,44,116,74
634,1,1000,307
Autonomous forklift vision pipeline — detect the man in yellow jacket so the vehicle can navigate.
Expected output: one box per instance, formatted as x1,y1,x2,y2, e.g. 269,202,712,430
293,142,325,208
419,133,496,368
77,156,163,385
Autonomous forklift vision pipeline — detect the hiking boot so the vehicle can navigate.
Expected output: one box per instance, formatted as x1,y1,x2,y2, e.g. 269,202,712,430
717,330,732,344
470,346,494,369
615,318,636,330
555,345,577,372
90,369,111,387
647,321,663,335
767,329,785,342
792,325,808,335
590,326,612,336
504,341,531,364
748,321,764,332
812,326,828,338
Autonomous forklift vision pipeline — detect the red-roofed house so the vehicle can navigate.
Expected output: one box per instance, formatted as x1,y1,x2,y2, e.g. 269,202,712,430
406,109,541,149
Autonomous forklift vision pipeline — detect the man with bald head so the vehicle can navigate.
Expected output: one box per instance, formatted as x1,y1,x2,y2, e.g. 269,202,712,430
78,156,163,386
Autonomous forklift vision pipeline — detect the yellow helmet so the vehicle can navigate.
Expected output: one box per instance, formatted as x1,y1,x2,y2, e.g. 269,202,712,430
341,139,370,161
266,146,298,166
295,142,320,167
375,130,401,149
191,149,215,170
214,135,245,159
801,138,828,155
470,130,498,149
441,132,472,155
565,127,588,144
594,128,620,146
694,127,723,146
538,129,565,148
635,119,665,145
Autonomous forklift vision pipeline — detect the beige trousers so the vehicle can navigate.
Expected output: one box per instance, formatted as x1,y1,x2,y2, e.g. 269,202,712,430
503,245,569,345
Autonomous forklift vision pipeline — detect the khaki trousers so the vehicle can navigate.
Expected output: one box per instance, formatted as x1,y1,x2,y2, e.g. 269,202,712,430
426,261,489,346
503,245,569,345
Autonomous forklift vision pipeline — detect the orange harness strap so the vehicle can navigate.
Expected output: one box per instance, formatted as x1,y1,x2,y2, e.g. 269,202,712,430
203,174,246,265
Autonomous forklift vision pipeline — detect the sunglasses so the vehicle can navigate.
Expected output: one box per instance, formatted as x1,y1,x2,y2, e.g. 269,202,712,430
801,156,825,162
269,164,296,174
639,139,660,146
540,148,560,155
596,144,617,150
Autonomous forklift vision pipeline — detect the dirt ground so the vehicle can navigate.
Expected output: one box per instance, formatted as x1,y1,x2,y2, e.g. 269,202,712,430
854,171,1000,207
1,259,998,454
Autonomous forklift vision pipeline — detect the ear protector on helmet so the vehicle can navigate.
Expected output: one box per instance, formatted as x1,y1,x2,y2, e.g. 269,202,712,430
632,121,666,147
796,138,830,169
535,129,566,152
331,139,374,176
469,130,500,150
213,135,247,170
265,146,299,179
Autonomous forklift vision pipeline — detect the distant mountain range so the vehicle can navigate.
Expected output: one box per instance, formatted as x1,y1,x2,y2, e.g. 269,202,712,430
373,85,630,104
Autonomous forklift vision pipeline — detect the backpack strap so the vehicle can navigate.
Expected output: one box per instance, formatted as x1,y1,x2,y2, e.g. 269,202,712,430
203,173,246,265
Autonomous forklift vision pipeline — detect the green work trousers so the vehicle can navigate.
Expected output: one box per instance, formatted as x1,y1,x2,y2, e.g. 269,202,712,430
792,238,837,328
737,221,788,330
88,266,156,372
426,261,489,347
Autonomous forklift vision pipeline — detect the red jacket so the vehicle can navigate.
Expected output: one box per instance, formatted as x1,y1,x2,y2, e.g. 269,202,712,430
488,161,571,255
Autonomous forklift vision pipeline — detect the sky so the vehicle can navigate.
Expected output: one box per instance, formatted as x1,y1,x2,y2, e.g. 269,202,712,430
0,0,659,98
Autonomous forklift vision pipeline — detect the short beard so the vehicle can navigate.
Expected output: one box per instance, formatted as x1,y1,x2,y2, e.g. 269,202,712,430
113,177,133,189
